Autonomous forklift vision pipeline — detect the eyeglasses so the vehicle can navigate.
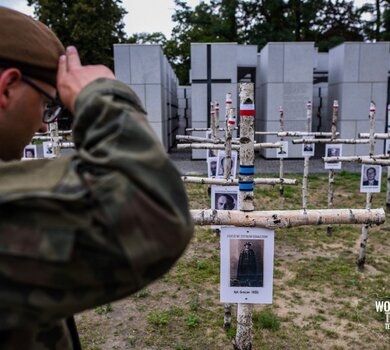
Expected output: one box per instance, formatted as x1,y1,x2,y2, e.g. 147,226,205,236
21,75,63,124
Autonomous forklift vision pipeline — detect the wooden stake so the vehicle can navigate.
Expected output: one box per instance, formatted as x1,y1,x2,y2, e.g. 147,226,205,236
358,101,376,269
181,176,297,186
279,107,285,196
233,82,255,350
302,101,312,210
191,208,385,228
49,122,61,157
327,100,338,236
386,105,390,211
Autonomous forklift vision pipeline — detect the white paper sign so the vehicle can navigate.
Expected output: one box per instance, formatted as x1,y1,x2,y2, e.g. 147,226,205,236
360,164,381,193
302,136,315,157
276,141,288,158
216,150,237,179
324,144,342,170
220,227,274,304
211,186,239,211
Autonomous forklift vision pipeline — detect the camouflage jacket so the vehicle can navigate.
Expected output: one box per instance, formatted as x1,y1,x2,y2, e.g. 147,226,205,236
0,78,193,349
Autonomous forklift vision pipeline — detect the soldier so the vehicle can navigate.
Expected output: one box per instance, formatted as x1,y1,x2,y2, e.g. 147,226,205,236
0,7,193,349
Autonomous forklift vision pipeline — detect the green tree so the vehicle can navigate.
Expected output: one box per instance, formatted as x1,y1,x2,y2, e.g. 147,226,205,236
165,0,243,84
27,0,127,68
128,32,167,45
315,0,364,51
361,0,390,41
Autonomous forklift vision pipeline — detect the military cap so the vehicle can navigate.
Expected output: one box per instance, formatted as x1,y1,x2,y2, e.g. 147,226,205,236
0,7,65,87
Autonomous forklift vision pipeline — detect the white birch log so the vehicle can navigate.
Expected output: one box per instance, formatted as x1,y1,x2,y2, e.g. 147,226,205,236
191,208,385,228
49,122,61,157
279,107,285,196
302,101,312,209
233,303,253,350
386,104,390,211
323,154,390,163
185,127,238,132
234,82,255,350
224,108,235,179
358,101,376,269
182,176,297,185
327,100,338,236
293,138,370,144
177,143,281,150
176,135,240,144
255,131,339,137
359,132,390,139
35,130,72,136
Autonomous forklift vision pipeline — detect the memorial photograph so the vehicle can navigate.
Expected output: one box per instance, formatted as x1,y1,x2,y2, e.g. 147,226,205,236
302,136,315,157
229,240,264,288
23,145,37,160
216,150,237,178
207,157,217,177
360,165,381,193
42,141,55,159
211,186,239,210
276,141,288,158
220,227,274,304
324,144,342,169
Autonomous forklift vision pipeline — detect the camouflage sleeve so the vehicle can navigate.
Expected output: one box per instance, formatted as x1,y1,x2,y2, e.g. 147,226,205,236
0,78,193,329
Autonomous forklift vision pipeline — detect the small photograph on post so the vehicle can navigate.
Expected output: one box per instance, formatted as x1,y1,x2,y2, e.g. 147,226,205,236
276,141,288,158
324,144,342,169
208,157,218,178
211,186,239,211
43,141,55,159
216,150,237,179
22,145,37,160
302,136,315,157
206,130,217,158
385,139,390,155
360,165,381,193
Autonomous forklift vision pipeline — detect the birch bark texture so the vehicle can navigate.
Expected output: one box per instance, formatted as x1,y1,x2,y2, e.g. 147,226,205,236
302,101,312,209
234,83,255,350
279,107,285,196
327,100,338,236
358,101,376,269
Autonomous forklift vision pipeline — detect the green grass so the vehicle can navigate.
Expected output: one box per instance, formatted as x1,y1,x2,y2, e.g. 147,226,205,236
76,171,390,350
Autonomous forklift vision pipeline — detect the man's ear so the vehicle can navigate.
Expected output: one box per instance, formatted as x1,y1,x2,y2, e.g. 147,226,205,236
0,68,22,109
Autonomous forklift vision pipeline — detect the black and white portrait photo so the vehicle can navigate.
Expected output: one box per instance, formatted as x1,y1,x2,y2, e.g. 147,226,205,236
22,145,37,160
230,240,264,288
302,136,315,157
324,144,342,169
211,186,239,210
43,141,55,159
208,157,217,177
360,165,381,193
276,141,288,158
216,150,237,178
220,227,275,304
206,131,217,158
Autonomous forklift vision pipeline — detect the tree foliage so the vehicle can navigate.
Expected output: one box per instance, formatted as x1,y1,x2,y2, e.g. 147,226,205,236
27,0,127,68
163,0,389,84
28,0,390,85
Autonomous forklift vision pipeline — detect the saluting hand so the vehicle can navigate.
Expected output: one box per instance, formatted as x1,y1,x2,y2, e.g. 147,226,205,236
57,46,115,114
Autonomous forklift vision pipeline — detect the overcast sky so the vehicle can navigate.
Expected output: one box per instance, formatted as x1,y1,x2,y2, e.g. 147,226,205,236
0,0,373,39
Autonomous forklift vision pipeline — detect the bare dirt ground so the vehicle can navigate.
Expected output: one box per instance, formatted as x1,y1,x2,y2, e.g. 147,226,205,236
76,173,390,350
